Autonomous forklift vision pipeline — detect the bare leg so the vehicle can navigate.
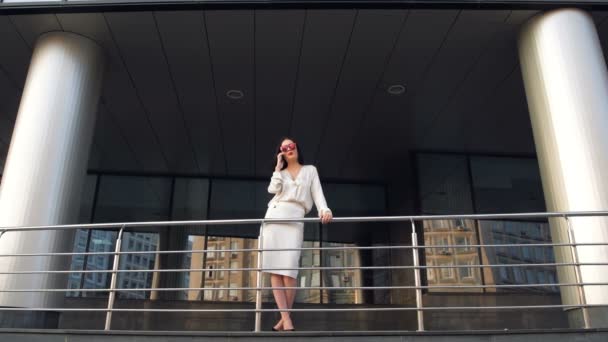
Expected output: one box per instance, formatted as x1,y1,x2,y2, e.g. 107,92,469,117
284,275,297,309
272,275,296,330
270,274,292,330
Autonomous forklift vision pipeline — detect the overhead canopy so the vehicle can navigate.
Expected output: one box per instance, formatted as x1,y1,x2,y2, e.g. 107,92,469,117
1,8,608,181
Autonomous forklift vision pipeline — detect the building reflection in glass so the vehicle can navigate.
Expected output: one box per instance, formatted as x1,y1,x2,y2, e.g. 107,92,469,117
185,235,257,302
422,218,558,294
179,235,363,305
423,219,482,293
68,230,159,299
321,242,363,304
68,173,386,308
478,220,558,293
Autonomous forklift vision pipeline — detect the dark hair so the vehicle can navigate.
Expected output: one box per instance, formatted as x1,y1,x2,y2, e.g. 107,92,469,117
274,137,304,171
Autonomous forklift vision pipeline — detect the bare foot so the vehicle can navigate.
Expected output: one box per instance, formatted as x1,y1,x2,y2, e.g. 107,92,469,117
282,317,294,331
273,318,283,331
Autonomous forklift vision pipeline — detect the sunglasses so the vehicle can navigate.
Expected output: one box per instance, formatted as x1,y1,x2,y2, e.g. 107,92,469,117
280,143,297,153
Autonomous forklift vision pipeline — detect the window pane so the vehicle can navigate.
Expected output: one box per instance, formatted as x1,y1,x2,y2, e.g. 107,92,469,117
70,175,171,298
323,183,386,216
296,239,321,304
67,175,98,297
470,156,545,213
171,178,209,227
206,180,265,303
78,174,98,223
320,183,388,304
321,241,363,304
479,220,558,294
81,230,117,298
423,219,482,292
417,153,473,214
94,175,172,222
200,236,258,303
117,232,159,299
170,178,210,300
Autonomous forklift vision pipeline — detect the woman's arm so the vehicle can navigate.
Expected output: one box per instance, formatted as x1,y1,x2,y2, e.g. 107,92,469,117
269,153,285,194
268,171,283,194
311,166,331,217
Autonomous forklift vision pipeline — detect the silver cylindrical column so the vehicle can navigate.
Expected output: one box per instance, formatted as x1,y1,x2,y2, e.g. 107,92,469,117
519,8,608,328
0,32,104,313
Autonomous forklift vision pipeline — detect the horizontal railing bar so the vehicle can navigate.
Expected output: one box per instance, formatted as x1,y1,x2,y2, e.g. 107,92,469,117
1,242,606,258
3,262,607,275
1,210,608,232
0,304,606,313
2,211,608,332
3,282,607,292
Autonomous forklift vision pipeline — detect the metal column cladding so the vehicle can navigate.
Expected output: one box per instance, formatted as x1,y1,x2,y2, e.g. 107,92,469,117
519,8,608,328
0,32,105,308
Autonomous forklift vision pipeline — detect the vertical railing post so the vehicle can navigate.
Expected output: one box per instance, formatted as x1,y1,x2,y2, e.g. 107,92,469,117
564,216,590,328
105,225,125,331
411,219,425,331
254,221,265,332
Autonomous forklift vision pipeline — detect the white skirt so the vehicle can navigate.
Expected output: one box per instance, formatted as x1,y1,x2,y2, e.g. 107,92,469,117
260,201,305,279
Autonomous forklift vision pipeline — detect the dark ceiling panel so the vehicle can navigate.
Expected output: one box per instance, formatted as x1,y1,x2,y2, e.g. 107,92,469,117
7,14,60,48
596,16,608,65
0,16,30,90
591,11,608,26
155,10,225,175
57,12,169,173
343,9,459,180
506,10,539,26
289,9,356,169
254,9,305,177
0,103,18,165
204,10,255,176
316,9,407,179
92,104,139,171
88,142,102,170
468,68,534,155
1,9,589,181
0,65,20,126
0,115,13,161
417,24,520,152
104,11,199,173
409,10,511,146
0,17,27,171
0,116,12,150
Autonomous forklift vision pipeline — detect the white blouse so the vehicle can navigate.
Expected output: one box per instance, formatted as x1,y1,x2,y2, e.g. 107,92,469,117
267,165,332,217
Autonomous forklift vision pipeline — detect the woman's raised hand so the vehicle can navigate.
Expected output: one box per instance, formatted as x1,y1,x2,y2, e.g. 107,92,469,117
275,153,285,172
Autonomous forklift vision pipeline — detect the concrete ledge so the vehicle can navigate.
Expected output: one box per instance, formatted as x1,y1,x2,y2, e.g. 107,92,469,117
0,328,607,341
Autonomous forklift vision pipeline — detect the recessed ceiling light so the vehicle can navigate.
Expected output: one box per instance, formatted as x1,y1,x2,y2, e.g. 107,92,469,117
226,89,244,100
387,84,406,95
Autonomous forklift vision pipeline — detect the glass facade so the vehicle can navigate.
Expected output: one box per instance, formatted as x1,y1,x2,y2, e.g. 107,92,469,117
479,220,557,293
416,152,557,294
68,172,387,306
59,153,564,330
415,152,567,331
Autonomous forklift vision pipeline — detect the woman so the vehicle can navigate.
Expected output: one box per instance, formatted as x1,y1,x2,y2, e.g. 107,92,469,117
262,137,333,331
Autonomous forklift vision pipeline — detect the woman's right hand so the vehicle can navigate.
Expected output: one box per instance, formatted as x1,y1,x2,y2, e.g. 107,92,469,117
275,153,285,172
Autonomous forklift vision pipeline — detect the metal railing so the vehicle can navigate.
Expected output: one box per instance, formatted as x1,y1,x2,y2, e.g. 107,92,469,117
0,211,607,332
